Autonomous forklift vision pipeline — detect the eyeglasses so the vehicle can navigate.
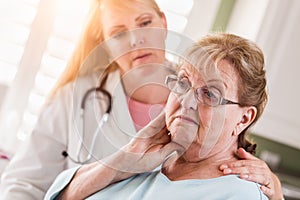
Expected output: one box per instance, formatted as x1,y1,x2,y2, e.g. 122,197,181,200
165,75,240,107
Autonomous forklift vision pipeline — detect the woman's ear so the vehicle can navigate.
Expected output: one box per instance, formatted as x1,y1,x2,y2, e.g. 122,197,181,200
234,106,257,136
161,12,168,30
160,12,168,41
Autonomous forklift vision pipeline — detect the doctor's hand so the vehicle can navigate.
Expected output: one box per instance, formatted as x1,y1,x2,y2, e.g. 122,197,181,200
219,148,284,200
115,110,183,173
59,111,181,200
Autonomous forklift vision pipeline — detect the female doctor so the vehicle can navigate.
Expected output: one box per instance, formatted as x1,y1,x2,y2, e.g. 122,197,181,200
0,0,283,199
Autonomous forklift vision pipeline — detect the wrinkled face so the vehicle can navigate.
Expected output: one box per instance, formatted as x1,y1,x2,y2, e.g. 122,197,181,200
165,59,246,159
100,0,167,75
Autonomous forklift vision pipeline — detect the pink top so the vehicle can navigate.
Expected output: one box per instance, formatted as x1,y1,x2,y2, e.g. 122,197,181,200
127,97,165,131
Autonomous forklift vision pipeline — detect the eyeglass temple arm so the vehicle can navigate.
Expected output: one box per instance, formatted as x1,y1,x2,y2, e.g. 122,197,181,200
220,98,240,105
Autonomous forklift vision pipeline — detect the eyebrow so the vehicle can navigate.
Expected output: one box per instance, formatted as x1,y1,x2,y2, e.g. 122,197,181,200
179,69,228,89
135,13,153,22
206,79,228,89
107,13,153,37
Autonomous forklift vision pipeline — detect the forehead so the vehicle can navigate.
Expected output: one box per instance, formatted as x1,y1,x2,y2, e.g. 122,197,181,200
100,0,158,24
179,59,240,87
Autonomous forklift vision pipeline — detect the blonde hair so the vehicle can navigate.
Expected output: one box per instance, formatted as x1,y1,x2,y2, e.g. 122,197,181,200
50,0,163,97
185,33,267,154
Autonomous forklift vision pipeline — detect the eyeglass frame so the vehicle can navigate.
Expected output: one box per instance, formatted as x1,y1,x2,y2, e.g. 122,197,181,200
165,74,241,107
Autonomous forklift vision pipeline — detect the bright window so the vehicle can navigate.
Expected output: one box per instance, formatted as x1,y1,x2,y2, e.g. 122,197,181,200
0,0,38,85
0,0,216,153
17,0,91,140
0,0,91,151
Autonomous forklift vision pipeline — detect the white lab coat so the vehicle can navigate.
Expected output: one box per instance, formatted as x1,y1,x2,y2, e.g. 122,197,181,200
0,69,137,200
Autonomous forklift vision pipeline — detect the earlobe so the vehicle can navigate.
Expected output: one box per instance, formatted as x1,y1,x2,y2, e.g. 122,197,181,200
232,127,239,136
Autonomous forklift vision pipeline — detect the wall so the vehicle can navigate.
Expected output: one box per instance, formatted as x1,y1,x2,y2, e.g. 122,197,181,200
250,134,300,177
249,133,300,199
225,0,300,150
0,85,8,107
252,0,300,150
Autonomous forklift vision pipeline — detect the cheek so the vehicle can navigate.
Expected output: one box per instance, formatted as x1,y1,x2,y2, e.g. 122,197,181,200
151,49,166,64
197,105,213,130
114,55,131,74
197,107,224,143
165,94,199,149
106,38,126,57
103,44,130,74
198,108,235,156
105,40,132,72
146,28,166,49
221,113,240,137
195,108,213,147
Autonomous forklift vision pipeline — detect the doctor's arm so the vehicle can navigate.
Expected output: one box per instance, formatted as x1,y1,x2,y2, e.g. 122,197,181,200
50,112,181,200
0,87,71,200
220,148,284,200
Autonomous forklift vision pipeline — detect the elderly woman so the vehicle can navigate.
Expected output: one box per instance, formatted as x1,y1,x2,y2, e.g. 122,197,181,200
46,33,270,200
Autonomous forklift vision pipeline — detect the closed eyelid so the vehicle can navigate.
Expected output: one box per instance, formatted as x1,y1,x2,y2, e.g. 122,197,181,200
205,81,226,94
178,69,205,85
177,69,223,90
108,27,126,37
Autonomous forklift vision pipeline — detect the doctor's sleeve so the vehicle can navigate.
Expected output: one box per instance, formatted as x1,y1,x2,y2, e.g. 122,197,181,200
0,84,74,200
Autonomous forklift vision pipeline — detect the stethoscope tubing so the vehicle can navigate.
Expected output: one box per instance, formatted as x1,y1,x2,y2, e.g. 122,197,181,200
62,86,112,164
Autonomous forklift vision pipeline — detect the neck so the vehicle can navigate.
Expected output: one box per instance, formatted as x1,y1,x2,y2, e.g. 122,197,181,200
162,147,238,181
121,64,173,104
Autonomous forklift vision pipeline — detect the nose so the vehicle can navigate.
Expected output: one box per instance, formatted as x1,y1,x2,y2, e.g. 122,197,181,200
180,89,198,110
130,31,145,48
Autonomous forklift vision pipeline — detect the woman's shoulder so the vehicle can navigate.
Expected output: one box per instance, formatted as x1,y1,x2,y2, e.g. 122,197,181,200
214,175,268,199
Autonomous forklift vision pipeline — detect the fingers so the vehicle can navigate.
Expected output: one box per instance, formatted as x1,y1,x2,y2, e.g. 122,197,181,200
220,159,269,178
155,129,171,144
240,173,275,199
137,111,166,138
260,185,275,199
160,142,182,158
220,164,276,199
220,159,267,173
219,155,272,184
239,172,271,186
219,154,284,200
236,147,259,160
147,110,166,128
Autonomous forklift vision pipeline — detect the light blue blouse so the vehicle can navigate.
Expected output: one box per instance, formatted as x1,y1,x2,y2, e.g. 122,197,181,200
45,167,268,200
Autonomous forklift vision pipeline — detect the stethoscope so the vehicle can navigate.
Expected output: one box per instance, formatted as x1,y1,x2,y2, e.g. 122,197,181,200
62,85,112,164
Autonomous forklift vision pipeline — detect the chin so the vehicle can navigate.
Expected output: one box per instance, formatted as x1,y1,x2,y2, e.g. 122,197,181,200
169,125,196,150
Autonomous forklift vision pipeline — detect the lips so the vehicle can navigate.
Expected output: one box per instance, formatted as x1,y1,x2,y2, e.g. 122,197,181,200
133,53,152,62
175,115,199,125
